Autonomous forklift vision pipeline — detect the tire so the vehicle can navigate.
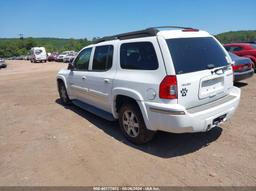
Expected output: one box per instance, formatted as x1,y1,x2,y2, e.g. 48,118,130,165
119,103,155,144
58,81,71,105
253,63,256,73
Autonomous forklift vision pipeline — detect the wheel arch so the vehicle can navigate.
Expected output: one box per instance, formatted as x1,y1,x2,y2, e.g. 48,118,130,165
56,75,68,89
111,88,152,130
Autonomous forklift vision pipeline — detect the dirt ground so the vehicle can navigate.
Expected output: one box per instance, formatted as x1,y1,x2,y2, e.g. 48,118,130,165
0,60,256,186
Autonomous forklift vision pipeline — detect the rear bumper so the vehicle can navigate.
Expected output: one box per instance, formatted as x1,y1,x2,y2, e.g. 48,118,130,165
33,58,47,61
143,87,240,133
234,69,254,81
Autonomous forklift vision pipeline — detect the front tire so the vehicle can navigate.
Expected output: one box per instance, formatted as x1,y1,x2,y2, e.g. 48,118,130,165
119,103,155,144
58,81,71,105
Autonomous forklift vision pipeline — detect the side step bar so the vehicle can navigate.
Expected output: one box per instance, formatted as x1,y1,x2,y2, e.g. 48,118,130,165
72,99,116,121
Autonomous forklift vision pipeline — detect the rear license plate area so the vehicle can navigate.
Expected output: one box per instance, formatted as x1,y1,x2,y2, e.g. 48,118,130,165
199,76,224,99
213,114,227,125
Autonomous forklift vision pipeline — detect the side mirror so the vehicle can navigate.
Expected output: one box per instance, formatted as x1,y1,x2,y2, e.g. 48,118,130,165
67,62,74,70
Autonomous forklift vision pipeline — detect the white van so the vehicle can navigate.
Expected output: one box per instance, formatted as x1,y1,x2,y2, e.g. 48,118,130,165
30,47,47,63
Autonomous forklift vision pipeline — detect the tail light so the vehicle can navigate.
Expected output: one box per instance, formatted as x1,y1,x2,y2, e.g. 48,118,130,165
159,75,178,99
232,65,242,71
232,63,252,71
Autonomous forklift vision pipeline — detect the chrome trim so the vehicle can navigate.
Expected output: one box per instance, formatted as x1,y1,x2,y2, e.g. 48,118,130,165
149,107,185,115
70,85,88,92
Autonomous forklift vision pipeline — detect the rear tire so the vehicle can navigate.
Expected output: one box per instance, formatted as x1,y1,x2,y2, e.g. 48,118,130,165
119,103,155,144
58,81,71,105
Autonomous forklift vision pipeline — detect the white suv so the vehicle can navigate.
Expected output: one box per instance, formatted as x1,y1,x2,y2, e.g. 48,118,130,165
57,26,241,144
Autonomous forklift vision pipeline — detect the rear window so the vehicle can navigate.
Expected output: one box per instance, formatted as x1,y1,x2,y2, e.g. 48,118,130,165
166,37,228,74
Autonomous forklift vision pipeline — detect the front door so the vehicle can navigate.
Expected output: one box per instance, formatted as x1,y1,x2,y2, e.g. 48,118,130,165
67,47,93,103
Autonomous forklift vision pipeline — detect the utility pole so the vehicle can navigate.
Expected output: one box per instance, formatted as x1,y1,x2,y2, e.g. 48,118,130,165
19,34,24,40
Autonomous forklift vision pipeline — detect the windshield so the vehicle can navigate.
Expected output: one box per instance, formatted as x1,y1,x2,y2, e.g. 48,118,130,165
35,49,43,55
166,37,228,74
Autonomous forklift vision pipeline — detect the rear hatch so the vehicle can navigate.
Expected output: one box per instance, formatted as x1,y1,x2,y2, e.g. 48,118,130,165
166,37,233,109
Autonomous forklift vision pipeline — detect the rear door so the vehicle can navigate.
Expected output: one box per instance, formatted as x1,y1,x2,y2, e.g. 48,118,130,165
166,37,233,109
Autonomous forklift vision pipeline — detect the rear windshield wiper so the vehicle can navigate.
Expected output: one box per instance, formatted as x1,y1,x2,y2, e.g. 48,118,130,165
211,66,228,75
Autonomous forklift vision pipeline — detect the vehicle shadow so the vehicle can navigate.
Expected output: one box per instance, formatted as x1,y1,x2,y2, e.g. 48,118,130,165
234,81,248,88
56,99,222,158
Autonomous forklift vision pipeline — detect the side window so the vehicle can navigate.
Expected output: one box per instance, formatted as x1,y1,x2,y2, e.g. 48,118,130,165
224,46,231,51
92,45,113,71
120,42,158,70
231,46,243,51
73,48,92,71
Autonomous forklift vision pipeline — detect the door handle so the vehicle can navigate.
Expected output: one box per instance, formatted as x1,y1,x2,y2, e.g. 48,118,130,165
82,76,87,80
104,79,111,83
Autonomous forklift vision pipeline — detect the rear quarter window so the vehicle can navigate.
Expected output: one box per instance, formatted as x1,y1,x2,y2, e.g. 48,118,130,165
166,37,228,74
120,42,158,70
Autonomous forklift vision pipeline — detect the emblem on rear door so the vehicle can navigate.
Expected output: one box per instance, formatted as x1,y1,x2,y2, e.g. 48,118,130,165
180,88,188,97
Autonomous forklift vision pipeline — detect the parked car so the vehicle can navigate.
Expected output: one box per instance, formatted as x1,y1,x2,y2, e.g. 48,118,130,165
229,52,254,81
56,51,75,62
48,52,59,62
0,58,7,69
15,56,24,60
30,47,47,63
242,41,256,44
224,43,256,71
63,52,77,63
25,55,31,60
57,26,241,144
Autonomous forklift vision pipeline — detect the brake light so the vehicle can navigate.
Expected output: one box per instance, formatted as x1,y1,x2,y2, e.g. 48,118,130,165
232,65,242,71
232,63,252,71
159,75,177,99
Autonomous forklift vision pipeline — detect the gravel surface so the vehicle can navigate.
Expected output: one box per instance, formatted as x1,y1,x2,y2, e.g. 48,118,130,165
0,60,255,186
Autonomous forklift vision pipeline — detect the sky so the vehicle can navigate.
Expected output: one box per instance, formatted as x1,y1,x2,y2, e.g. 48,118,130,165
1,0,255,39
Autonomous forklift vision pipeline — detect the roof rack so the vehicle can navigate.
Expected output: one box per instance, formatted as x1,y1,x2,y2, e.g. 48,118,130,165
93,26,198,44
